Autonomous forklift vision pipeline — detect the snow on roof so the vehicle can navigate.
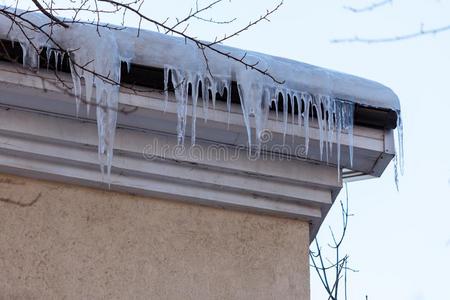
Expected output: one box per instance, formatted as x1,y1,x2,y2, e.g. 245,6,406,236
123,27,400,112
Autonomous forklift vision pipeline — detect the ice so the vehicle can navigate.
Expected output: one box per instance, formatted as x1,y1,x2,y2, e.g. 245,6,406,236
397,112,404,173
225,80,232,127
394,110,404,190
0,6,403,184
281,89,288,144
60,25,129,182
163,65,171,112
164,65,231,145
68,60,81,116
202,76,211,122
191,76,200,145
84,72,94,115
303,94,312,155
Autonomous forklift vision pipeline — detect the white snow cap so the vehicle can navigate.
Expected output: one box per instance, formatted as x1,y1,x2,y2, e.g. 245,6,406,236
124,27,400,112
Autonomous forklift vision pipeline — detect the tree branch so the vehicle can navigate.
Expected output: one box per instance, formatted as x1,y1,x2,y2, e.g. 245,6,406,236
98,0,285,84
31,0,68,28
331,23,450,43
343,0,392,13
310,183,356,300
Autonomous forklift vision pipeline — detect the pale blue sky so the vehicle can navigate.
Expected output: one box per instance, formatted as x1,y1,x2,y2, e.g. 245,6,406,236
11,0,450,298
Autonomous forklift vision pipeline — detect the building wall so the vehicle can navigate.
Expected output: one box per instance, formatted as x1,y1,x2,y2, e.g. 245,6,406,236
0,173,310,300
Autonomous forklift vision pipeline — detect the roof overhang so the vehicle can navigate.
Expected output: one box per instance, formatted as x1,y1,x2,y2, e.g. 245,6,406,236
0,62,396,241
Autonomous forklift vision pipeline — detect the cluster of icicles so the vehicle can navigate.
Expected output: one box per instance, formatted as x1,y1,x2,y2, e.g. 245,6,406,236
0,8,403,185
164,65,355,171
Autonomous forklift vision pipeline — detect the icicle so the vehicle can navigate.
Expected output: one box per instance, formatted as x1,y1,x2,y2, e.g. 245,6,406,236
104,87,119,181
20,43,27,68
124,59,131,73
288,91,295,144
237,83,253,148
212,82,218,111
46,48,51,70
272,94,279,121
202,75,210,122
327,98,335,159
236,67,268,149
225,80,231,128
59,51,65,70
340,101,355,167
254,87,271,151
214,79,227,122
54,51,60,70
334,100,355,176
84,72,94,115
92,76,120,184
95,80,107,177
171,69,188,144
282,89,288,144
210,81,217,121
303,93,311,155
313,95,324,160
394,110,404,190
163,65,170,112
396,110,404,174
321,96,333,164
69,60,82,116
191,75,200,145
294,93,302,143
336,101,343,179
347,104,354,167
36,48,41,70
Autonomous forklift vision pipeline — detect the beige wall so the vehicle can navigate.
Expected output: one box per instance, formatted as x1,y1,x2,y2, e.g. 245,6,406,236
0,173,310,300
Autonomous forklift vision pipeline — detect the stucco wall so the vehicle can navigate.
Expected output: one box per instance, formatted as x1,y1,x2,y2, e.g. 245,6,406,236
0,173,310,300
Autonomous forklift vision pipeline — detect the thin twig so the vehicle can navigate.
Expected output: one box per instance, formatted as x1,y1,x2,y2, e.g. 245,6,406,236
332,23,450,43
343,0,392,13
31,0,68,28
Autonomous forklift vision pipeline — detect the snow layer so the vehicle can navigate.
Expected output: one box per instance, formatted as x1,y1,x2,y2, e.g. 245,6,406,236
0,7,403,182
119,28,400,111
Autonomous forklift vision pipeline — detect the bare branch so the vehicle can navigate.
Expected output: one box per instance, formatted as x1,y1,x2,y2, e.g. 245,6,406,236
343,0,392,13
207,1,283,46
31,0,68,28
166,0,224,33
310,183,354,300
331,23,450,43
98,0,285,84
193,15,236,25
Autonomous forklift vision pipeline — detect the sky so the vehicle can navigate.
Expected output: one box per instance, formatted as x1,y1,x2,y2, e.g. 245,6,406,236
9,0,450,299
